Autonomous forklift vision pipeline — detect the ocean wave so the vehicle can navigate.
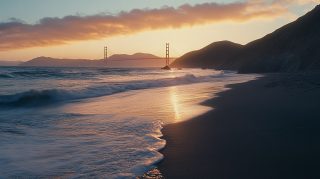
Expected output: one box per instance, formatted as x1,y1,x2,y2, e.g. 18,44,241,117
0,74,219,108
0,69,99,79
0,89,73,107
0,73,15,78
11,70,93,79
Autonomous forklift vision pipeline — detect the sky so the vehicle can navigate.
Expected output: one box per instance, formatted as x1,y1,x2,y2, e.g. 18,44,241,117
0,0,318,61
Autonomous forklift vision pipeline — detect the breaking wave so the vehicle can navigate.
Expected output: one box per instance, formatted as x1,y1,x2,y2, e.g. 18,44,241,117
0,73,15,78
0,74,217,107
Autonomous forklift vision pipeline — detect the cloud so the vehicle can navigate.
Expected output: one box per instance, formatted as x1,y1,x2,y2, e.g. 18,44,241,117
0,0,297,50
273,0,318,4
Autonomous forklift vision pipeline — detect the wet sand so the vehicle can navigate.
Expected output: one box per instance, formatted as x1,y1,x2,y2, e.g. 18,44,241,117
158,73,320,179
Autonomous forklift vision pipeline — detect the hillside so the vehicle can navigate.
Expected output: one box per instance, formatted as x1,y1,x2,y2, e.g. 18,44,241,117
172,5,320,73
171,41,243,69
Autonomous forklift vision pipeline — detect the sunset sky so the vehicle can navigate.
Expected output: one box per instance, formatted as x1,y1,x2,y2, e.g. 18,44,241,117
0,0,318,61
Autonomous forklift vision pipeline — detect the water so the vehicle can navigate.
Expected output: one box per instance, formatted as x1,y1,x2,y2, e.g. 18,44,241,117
0,66,257,178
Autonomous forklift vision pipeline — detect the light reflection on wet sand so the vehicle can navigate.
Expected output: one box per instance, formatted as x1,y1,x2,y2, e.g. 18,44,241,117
169,86,182,122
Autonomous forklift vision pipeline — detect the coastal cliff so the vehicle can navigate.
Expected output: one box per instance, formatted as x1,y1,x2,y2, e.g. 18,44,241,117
172,5,320,73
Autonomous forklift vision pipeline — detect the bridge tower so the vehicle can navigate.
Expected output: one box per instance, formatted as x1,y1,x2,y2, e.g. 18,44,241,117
104,46,108,62
166,43,170,66
161,43,171,70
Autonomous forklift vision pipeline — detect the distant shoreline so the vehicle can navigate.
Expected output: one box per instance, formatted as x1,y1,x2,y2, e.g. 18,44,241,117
158,72,320,178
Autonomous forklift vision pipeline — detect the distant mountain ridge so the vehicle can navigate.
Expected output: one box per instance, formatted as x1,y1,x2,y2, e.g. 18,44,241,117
107,53,165,67
172,5,320,73
21,53,164,68
22,57,105,67
0,61,22,66
108,53,159,60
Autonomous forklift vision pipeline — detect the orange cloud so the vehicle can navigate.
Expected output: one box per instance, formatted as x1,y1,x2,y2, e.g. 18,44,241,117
273,0,318,4
0,1,288,51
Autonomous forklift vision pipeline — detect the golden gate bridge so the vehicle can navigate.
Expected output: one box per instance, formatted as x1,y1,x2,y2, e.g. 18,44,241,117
104,43,176,70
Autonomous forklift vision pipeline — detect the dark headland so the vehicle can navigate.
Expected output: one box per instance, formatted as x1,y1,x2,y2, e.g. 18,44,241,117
158,4,320,179
172,5,320,73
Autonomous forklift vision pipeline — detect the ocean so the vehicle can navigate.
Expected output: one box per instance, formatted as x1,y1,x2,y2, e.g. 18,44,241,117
0,66,257,178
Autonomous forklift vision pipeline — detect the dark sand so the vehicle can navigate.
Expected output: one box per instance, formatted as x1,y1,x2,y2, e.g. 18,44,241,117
158,73,320,179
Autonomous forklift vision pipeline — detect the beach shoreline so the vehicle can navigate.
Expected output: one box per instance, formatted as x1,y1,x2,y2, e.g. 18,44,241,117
157,72,320,179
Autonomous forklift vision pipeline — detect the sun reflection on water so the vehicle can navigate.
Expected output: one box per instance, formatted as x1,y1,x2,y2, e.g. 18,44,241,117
169,86,182,122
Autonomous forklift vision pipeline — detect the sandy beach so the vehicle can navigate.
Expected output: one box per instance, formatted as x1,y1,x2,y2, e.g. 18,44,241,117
158,72,320,179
